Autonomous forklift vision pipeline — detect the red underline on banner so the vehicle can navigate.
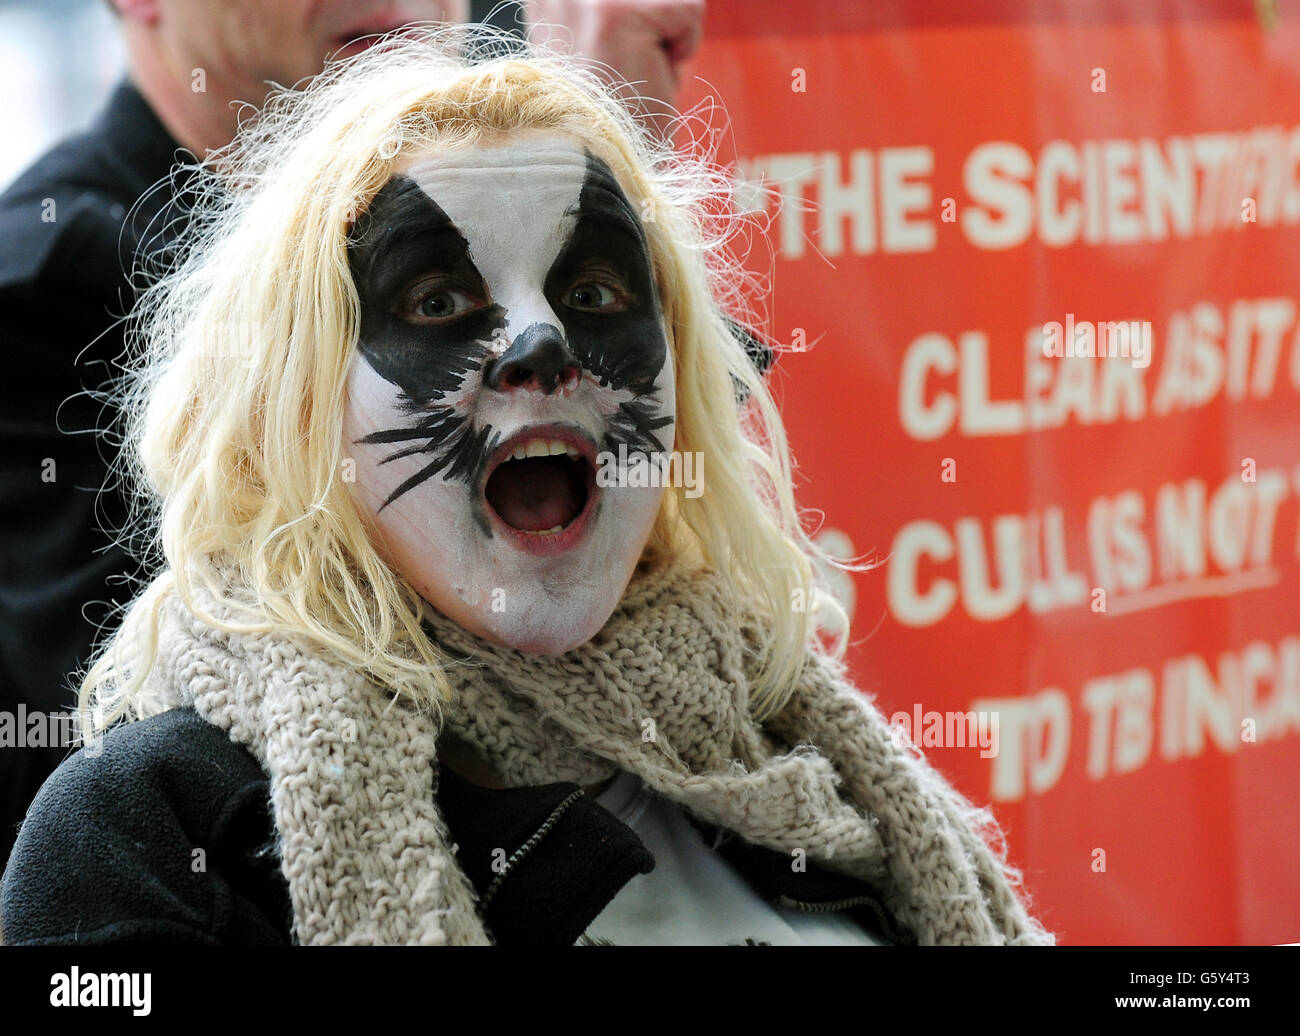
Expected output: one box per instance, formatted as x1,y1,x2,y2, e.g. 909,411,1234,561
1104,568,1282,617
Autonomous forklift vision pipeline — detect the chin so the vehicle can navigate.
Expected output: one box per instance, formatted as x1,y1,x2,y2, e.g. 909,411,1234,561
478,580,622,655
500,626,600,656
463,482,659,656
409,499,655,659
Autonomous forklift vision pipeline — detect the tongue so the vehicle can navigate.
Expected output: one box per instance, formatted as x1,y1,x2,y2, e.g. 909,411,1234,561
486,456,583,532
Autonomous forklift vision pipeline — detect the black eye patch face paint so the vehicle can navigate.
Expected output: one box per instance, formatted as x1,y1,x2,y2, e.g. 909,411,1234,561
345,142,673,514
347,178,505,506
349,177,505,400
541,155,672,461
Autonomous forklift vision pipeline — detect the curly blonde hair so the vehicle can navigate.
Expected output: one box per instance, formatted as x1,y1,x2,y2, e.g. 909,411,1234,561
81,24,855,736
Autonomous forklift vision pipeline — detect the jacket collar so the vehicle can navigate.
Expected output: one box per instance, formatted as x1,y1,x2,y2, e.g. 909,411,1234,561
95,79,188,199
92,79,197,274
434,761,913,945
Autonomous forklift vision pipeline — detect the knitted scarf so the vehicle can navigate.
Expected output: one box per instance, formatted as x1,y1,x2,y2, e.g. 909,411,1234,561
140,559,1053,946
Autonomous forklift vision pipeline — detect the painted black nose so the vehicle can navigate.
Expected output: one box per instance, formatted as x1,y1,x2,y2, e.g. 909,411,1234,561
485,322,581,394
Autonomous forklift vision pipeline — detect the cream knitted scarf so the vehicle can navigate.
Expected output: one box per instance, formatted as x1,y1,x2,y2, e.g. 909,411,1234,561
140,559,1053,946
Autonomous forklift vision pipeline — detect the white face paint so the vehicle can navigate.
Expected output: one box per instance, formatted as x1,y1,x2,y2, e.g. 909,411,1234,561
342,131,676,653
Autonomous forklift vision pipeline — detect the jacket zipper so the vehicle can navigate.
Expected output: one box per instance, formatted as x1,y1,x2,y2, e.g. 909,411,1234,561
778,892,913,944
776,893,885,914
480,787,584,910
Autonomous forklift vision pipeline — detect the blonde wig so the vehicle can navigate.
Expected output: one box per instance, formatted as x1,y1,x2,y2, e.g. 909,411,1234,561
81,25,858,736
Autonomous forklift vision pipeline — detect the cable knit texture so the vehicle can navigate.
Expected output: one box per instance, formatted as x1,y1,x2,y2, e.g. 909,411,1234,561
137,558,1054,946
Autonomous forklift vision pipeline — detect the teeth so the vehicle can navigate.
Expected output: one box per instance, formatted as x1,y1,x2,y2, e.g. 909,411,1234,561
521,524,565,536
509,438,579,461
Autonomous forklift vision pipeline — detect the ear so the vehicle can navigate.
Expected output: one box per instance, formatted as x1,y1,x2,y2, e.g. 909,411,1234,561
111,0,163,26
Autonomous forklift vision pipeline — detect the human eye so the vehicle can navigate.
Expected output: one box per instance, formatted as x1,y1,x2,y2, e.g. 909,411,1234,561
398,277,487,325
561,270,629,313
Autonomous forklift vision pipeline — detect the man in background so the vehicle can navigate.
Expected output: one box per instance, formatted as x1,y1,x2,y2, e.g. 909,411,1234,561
0,0,704,871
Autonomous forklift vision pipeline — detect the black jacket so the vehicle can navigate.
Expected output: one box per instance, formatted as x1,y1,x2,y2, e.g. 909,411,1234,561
0,708,915,946
0,81,187,873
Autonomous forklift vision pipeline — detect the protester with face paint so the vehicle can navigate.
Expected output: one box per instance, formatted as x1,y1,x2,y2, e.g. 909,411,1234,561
0,0,705,875
344,131,679,658
0,29,1053,947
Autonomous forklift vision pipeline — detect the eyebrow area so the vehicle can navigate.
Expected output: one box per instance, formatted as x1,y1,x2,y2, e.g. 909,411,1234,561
349,176,472,290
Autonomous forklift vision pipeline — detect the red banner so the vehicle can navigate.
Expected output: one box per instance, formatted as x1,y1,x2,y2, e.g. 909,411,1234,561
681,0,1300,944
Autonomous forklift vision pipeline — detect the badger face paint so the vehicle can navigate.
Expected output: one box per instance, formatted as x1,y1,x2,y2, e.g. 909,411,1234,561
343,132,675,654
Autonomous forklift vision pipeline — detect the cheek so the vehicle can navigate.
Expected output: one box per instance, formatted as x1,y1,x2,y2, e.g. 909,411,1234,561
372,490,476,599
342,361,513,631
346,429,499,628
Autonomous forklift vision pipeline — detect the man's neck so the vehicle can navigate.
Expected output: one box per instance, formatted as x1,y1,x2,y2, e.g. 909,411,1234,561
124,38,248,158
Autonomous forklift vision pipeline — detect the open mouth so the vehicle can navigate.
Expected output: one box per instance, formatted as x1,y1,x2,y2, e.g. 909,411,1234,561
482,427,598,548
